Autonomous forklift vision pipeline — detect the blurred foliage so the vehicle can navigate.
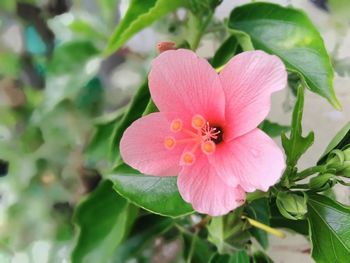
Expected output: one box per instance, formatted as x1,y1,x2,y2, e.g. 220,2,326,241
0,0,138,261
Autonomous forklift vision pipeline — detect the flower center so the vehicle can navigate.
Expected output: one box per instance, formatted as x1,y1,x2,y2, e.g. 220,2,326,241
164,114,224,166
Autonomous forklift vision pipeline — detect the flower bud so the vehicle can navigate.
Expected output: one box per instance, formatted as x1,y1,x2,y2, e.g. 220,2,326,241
340,147,350,177
276,192,308,220
309,173,336,191
342,166,350,177
157,41,176,53
326,146,350,177
325,149,345,170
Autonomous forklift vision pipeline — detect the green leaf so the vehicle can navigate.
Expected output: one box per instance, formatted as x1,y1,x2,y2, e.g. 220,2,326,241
318,122,350,164
111,174,193,217
110,81,150,162
252,250,274,263
48,41,99,75
228,29,254,51
72,180,137,263
230,251,250,263
211,36,242,68
105,0,188,55
307,194,350,263
259,120,290,138
228,2,341,109
183,232,214,263
207,209,250,252
41,41,100,113
69,20,107,41
209,251,250,263
113,215,173,263
281,85,314,167
113,162,139,174
245,198,270,249
142,99,158,116
85,110,125,164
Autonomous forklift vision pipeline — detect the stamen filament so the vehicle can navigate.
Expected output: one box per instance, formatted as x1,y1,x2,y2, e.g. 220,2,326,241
241,216,286,238
184,129,200,138
176,138,198,144
190,142,200,153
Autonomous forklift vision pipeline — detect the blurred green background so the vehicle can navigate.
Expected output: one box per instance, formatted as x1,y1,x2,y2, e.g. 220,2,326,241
0,0,149,261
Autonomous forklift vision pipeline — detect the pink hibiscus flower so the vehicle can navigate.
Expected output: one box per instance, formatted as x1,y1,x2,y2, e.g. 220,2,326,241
120,49,287,216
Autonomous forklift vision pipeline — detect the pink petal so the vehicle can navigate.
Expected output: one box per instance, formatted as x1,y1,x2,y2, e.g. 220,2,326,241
209,129,285,192
220,51,287,140
177,155,246,216
120,112,184,176
149,49,225,124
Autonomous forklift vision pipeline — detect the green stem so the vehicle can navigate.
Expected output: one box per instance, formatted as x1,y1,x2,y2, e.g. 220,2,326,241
280,166,296,188
175,224,190,235
290,183,310,189
191,12,213,51
294,165,327,181
186,229,198,263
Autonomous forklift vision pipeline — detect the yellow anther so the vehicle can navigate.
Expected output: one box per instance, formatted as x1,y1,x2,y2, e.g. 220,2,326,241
164,136,176,150
192,115,205,129
201,141,216,155
170,119,183,132
181,152,195,166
